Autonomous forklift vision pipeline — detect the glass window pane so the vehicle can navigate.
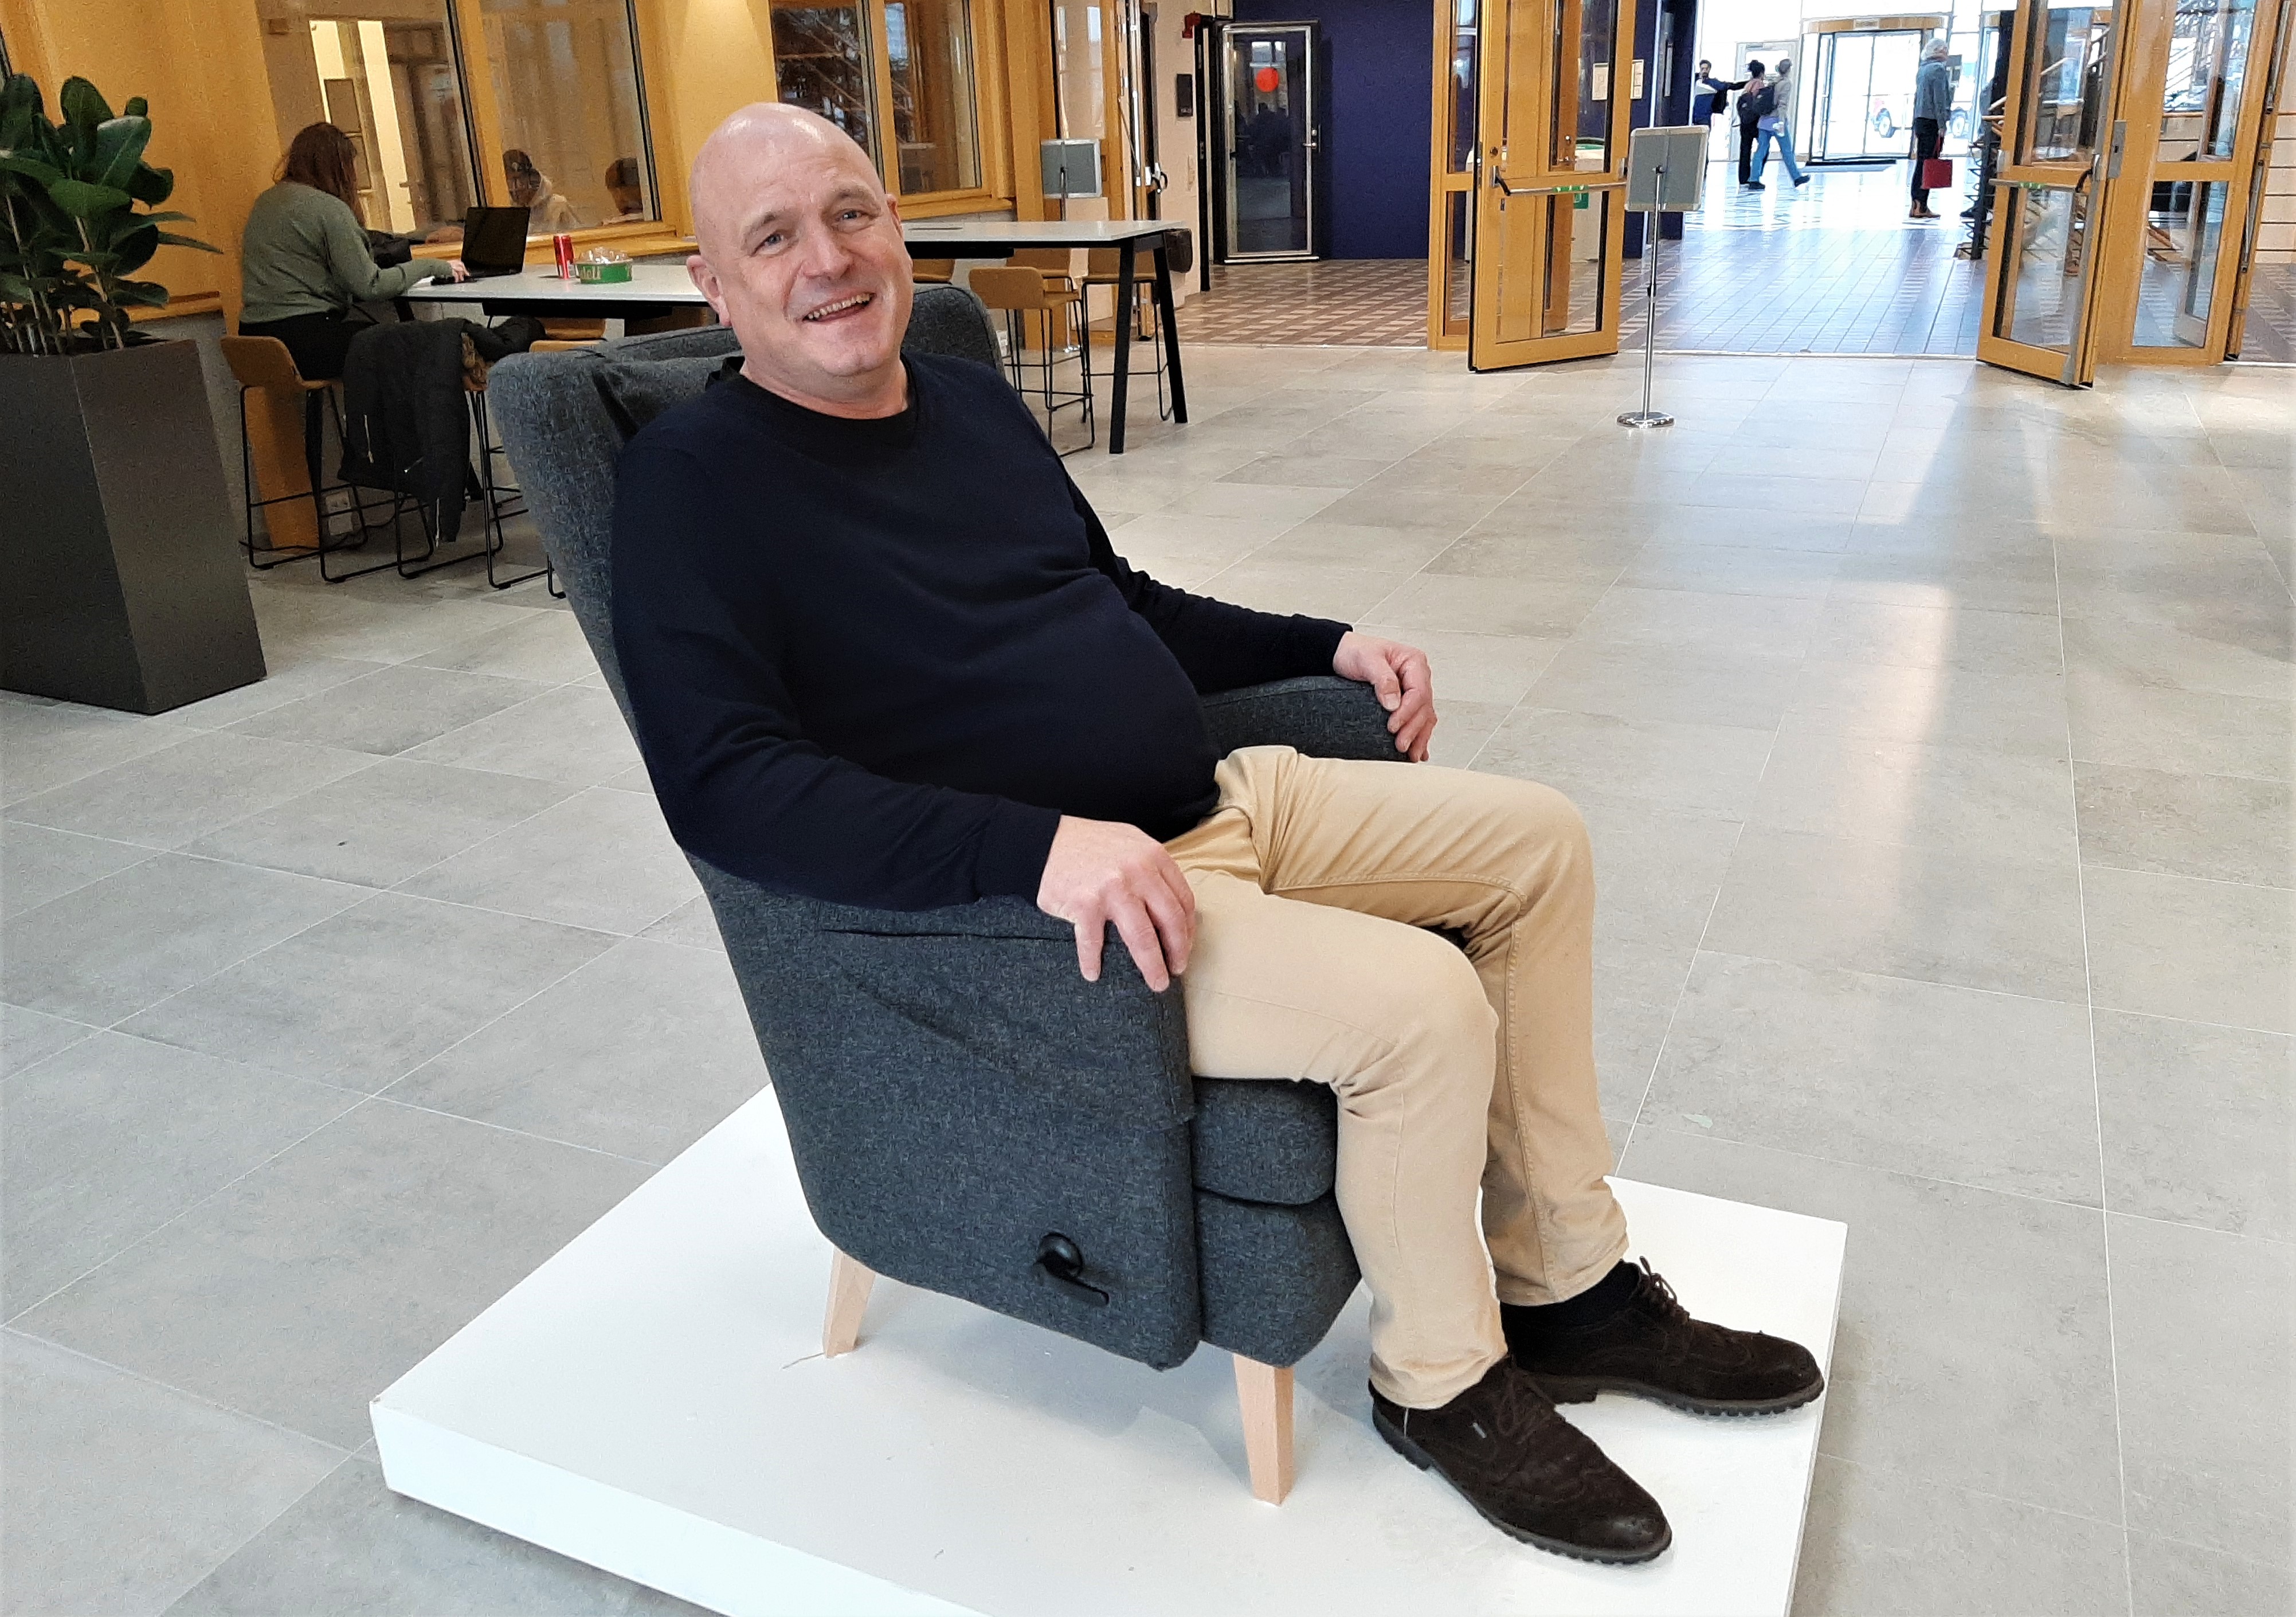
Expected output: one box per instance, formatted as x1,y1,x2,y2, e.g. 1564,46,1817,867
1995,183,2089,347
1448,0,1479,173
1442,188,1472,334
887,0,981,193
2018,4,2113,164
2133,179,2226,346
1550,0,1618,171
772,0,883,170
1224,30,1309,255
481,0,654,228
260,9,479,237
2160,0,2255,159
1492,189,1606,339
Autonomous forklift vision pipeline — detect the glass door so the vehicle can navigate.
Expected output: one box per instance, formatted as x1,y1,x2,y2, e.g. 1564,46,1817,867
2089,0,2287,359
1976,0,2135,384
1212,24,1322,261
1468,0,1639,368
1428,0,1480,347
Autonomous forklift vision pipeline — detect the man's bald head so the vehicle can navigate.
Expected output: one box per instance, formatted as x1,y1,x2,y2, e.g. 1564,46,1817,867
690,103,883,265
683,102,912,418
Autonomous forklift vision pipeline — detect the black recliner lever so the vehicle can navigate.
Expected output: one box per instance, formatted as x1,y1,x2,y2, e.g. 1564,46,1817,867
1035,1232,1110,1306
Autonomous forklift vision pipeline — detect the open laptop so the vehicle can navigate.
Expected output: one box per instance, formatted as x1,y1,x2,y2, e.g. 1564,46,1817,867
456,205,532,280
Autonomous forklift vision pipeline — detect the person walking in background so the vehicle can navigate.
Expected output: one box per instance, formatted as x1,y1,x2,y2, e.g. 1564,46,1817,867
1750,57,1809,188
1910,38,1953,220
1736,62,1773,189
1691,60,1737,127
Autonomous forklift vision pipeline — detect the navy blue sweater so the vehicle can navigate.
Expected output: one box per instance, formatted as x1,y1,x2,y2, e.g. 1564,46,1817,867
610,354,1350,910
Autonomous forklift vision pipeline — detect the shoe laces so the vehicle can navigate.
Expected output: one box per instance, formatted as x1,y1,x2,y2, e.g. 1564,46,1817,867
1482,1364,1559,1444
1633,1258,1690,1326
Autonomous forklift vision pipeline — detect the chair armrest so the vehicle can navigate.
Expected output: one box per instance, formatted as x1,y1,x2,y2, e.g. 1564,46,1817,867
1200,675,1402,764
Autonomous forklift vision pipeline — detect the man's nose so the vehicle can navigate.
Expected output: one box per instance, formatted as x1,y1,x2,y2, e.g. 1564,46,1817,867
796,228,857,280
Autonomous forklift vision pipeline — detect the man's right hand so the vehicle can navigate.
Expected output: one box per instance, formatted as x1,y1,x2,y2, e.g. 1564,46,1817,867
1035,815,1196,992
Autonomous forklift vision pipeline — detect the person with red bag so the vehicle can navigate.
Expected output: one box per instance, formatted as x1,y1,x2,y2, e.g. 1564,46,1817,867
1910,38,1954,220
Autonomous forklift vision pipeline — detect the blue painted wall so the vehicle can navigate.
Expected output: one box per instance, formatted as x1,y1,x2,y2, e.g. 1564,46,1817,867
1232,0,1433,258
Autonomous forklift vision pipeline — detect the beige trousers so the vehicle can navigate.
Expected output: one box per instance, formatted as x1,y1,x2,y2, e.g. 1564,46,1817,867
1165,746,1628,1409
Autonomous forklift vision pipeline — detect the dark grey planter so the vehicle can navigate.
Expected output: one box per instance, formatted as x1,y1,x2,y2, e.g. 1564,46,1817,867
1,338,265,714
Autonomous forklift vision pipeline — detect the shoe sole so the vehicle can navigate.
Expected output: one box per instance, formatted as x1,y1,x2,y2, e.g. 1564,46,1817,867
1371,1407,1672,1565
1526,1372,1825,1418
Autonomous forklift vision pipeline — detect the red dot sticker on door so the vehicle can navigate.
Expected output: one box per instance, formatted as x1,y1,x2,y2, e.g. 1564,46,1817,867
1254,66,1280,93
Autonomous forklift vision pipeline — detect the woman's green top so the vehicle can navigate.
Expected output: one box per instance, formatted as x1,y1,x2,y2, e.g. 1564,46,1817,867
238,181,426,323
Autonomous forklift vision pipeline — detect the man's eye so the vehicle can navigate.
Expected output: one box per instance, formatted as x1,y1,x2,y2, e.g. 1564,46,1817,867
759,232,784,248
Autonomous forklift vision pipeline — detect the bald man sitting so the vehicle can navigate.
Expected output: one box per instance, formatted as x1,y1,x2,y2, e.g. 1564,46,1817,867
612,103,1820,1564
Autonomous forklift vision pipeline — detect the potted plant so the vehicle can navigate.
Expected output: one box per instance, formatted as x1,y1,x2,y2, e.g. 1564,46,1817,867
1,72,265,714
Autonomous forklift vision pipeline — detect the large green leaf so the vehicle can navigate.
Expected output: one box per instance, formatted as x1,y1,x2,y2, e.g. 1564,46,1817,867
0,73,50,151
90,117,152,193
123,97,149,119
58,78,113,129
152,230,218,255
110,277,169,308
45,178,132,220
109,221,155,274
126,162,173,205
0,154,65,187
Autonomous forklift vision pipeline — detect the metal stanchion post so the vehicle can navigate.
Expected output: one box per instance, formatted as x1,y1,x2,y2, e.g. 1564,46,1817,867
1619,182,1672,429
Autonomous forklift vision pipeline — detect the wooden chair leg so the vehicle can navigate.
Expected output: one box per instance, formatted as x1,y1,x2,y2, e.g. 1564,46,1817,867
822,1249,876,1357
1233,1355,1295,1505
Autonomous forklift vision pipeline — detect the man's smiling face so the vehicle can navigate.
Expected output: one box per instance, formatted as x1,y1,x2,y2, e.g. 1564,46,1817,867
687,107,915,417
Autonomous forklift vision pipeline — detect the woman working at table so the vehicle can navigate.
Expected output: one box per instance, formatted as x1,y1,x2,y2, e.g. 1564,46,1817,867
237,122,468,381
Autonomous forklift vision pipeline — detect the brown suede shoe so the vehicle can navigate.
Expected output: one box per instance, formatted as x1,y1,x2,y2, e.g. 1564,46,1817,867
1504,1260,1825,1416
1370,1360,1672,1563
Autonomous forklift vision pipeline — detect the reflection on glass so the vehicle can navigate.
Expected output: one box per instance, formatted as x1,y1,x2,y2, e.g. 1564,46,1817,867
2161,0,2255,159
2134,180,2226,346
1550,0,1619,170
1449,0,1479,172
1052,0,1107,143
1225,32,1309,256
267,10,477,236
483,0,652,227
773,0,881,167
2021,5,2112,163
886,0,981,193
1443,189,1472,334
1996,184,2088,348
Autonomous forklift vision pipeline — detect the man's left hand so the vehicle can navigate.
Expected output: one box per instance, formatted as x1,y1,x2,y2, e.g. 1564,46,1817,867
1332,631,1436,762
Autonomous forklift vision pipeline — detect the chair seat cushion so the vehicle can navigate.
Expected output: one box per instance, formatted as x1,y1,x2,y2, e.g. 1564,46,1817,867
1190,1077,1337,1206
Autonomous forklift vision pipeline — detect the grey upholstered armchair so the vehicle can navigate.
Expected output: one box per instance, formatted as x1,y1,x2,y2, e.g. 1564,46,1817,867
489,288,1398,1503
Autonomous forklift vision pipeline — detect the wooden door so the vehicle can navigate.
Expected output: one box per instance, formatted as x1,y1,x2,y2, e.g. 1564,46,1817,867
1976,0,2138,384
1467,0,1639,368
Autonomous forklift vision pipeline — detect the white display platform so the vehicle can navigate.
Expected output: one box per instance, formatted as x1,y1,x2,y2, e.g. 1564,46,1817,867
374,1093,1846,1617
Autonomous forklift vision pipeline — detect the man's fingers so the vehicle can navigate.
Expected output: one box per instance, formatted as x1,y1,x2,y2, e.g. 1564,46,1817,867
1140,873,1194,978
1072,914,1104,982
1108,896,1172,993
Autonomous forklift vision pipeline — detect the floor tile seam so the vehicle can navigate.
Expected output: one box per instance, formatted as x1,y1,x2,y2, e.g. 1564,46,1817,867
1804,1447,2134,1534
1716,804,2089,876
0,1016,371,1101
2071,855,2296,896
2101,1205,2295,1250
99,884,622,1056
1621,805,1761,1142
319,772,641,899
52,853,387,1031
357,1088,668,1172
146,1448,369,1617
0,1093,376,1332
1627,1117,2121,1220
1678,945,2106,1016
0,1325,364,1465
2056,532,2140,1612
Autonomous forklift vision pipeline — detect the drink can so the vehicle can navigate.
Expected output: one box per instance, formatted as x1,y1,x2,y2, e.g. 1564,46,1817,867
553,232,575,278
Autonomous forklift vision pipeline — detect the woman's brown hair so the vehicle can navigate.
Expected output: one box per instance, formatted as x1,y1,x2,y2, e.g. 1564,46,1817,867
280,122,362,221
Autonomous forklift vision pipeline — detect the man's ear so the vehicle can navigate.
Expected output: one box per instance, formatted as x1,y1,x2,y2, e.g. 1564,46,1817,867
687,254,730,324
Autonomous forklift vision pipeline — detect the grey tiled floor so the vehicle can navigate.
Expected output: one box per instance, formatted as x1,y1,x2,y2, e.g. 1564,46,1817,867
5,347,2292,1616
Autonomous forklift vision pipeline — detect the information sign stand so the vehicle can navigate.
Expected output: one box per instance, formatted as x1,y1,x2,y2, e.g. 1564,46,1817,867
1619,126,1709,429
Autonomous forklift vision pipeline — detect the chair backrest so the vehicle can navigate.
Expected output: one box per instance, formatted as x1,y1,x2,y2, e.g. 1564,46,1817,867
1008,246,1078,280
967,264,1052,314
908,257,955,283
221,334,309,392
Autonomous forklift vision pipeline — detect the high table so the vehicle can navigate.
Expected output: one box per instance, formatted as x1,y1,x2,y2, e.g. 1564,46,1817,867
899,218,1188,453
403,220,1190,453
